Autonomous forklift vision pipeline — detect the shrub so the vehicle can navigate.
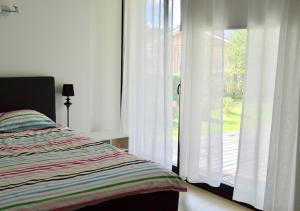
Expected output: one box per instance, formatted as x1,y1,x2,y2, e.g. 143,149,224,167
224,97,235,114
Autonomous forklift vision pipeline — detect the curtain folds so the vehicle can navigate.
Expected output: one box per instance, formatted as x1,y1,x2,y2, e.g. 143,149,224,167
180,0,300,209
179,0,225,187
232,0,282,209
264,0,300,210
121,0,173,168
234,0,300,210
122,0,300,208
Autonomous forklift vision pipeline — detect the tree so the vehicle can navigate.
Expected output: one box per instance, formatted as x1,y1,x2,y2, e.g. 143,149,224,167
224,30,247,100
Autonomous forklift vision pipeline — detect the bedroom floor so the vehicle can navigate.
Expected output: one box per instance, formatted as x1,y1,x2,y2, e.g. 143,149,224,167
179,184,252,211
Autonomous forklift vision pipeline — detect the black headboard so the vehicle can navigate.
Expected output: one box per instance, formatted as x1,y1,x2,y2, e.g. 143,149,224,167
0,77,56,121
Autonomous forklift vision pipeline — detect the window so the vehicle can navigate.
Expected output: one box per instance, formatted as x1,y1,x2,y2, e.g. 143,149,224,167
191,28,250,208
172,0,182,167
222,29,247,186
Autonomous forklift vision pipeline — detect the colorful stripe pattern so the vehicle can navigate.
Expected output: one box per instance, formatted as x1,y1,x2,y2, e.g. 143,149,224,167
0,110,56,133
0,127,186,210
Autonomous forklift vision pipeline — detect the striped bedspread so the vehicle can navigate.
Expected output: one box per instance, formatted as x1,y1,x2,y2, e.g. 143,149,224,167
0,127,186,211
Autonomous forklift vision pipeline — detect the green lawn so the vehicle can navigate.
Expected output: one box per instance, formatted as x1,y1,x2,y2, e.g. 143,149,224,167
172,99,242,140
223,101,242,132
172,114,179,141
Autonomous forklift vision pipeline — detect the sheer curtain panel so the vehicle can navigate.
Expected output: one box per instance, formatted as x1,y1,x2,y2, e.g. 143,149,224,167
264,0,300,210
121,0,173,168
233,0,282,208
179,0,225,187
234,0,300,210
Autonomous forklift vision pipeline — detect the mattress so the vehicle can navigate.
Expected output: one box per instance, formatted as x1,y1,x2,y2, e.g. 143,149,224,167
0,126,186,211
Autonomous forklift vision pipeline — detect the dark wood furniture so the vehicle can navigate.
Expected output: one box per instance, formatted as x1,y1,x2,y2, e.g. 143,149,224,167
77,191,179,211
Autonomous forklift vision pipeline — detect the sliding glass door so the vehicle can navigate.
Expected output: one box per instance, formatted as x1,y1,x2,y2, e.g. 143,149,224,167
222,29,247,186
170,3,248,188
171,0,182,169
169,2,250,205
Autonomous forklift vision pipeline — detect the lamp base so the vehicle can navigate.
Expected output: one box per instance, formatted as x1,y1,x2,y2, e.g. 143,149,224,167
64,97,72,127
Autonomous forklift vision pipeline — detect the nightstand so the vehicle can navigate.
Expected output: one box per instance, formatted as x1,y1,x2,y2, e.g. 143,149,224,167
82,131,129,152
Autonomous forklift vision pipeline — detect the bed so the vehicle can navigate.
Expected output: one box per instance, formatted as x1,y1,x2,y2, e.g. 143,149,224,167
0,77,186,211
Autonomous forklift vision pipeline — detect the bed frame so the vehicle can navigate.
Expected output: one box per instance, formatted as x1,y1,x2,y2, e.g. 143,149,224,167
0,76,179,211
0,77,56,121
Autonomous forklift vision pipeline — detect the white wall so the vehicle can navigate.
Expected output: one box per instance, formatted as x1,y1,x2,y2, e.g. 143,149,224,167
0,0,122,132
90,0,122,131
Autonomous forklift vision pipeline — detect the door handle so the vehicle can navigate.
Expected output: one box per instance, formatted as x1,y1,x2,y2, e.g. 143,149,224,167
177,83,181,95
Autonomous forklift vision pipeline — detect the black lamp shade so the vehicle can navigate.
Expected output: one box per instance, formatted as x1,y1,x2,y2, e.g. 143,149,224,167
62,84,74,97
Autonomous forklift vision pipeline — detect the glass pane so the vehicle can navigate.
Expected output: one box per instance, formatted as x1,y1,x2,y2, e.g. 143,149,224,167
173,0,181,30
222,29,247,186
172,0,181,166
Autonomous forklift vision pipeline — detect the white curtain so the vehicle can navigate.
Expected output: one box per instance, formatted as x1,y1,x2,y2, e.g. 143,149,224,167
179,0,225,187
121,0,173,168
264,0,300,210
234,0,300,210
233,0,282,208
